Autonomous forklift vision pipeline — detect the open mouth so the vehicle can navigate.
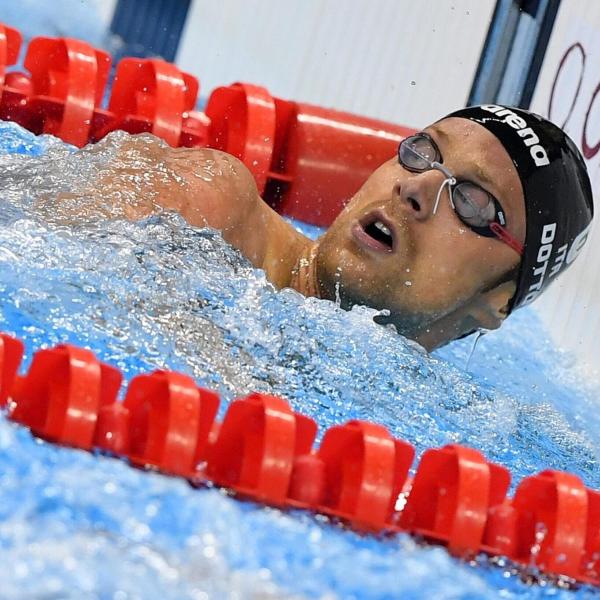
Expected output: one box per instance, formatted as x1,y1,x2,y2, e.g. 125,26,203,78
352,214,395,253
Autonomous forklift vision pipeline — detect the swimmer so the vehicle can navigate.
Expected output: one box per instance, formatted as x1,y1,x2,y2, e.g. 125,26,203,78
77,105,593,350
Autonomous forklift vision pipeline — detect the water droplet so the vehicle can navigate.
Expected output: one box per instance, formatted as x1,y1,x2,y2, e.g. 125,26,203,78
465,329,486,371
529,522,548,565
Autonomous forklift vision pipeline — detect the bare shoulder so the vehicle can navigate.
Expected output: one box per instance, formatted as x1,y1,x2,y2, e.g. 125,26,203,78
177,147,313,285
165,147,265,238
87,133,260,230
173,147,260,227
74,133,311,282
164,146,310,271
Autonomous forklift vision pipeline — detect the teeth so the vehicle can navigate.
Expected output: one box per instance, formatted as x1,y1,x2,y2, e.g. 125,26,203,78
374,221,392,237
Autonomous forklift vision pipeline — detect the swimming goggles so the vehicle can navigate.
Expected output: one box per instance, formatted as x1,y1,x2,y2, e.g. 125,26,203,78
397,133,524,256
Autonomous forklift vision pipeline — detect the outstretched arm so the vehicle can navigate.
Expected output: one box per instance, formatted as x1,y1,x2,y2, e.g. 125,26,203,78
53,133,311,286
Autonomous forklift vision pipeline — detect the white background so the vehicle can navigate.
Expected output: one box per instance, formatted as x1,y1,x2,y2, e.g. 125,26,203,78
177,0,495,129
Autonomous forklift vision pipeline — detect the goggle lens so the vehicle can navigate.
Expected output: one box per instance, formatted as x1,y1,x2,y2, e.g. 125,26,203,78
399,136,438,170
452,183,496,228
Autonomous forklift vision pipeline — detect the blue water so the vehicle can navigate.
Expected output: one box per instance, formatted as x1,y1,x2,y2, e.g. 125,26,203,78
0,122,598,599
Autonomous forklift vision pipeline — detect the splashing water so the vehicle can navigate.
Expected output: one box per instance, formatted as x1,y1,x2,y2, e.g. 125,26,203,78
0,121,598,598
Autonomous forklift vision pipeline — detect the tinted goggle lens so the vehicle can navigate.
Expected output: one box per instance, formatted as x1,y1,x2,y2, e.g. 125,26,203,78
398,135,438,170
452,183,498,228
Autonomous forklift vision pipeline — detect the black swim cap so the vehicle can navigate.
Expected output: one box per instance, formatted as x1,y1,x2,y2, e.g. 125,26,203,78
446,104,594,312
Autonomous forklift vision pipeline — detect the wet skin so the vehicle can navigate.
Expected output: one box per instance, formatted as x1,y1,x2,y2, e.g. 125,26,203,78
71,117,526,350
314,118,526,349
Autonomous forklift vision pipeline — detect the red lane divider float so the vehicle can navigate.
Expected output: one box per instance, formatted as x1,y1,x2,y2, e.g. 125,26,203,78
312,420,413,531
105,57,208,148
0,22,415,226
205,82,277,194
0,23,21,96
207,392,316,504
124,370,219,478
0,331,597,587
400,444,511,555
23,37,112,147
10,343,121,449
0,23,31,125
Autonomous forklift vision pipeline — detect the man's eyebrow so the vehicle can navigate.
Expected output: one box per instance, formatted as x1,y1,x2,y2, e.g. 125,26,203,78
472,163,495,188
426,125,450,144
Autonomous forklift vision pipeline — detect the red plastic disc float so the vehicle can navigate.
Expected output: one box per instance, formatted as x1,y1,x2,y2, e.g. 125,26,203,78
24,37,111,147
107,58,200,147
124,370,219,478
10,344,121,450
205,82,277,193
207,392,316,505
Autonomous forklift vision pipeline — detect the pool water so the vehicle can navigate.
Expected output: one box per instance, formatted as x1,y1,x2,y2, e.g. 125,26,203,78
0,122,597,599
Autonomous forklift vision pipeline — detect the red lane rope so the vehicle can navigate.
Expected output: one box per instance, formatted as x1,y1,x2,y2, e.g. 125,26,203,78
0,333,598,586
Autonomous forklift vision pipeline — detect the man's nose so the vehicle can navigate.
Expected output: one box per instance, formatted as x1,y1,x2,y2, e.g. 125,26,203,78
394,170,450,220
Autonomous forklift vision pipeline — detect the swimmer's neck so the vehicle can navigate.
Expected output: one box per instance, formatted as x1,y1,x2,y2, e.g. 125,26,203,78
287,243,321,298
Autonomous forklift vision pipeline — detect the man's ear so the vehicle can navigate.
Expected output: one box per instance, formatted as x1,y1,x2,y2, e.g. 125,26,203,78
469,280,518,330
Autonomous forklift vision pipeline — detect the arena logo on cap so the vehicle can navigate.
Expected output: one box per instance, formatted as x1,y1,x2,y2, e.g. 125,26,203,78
481,105,550,167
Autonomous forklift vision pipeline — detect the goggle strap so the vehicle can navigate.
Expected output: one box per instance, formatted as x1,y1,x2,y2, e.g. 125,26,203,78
490,222,524,256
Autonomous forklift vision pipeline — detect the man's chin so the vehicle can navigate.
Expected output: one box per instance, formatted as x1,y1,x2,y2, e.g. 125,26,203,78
317,268,432,334
316,246,385,301
372,309,433,341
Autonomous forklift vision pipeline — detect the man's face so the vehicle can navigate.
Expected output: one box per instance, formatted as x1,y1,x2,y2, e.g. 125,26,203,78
315,117,526,342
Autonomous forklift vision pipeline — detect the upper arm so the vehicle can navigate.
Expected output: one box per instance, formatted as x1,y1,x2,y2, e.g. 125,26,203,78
160,143,309,274
74,132,264,242
59,133,304,274
177,149,309,277
168,148,281,265
173,148,261,235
